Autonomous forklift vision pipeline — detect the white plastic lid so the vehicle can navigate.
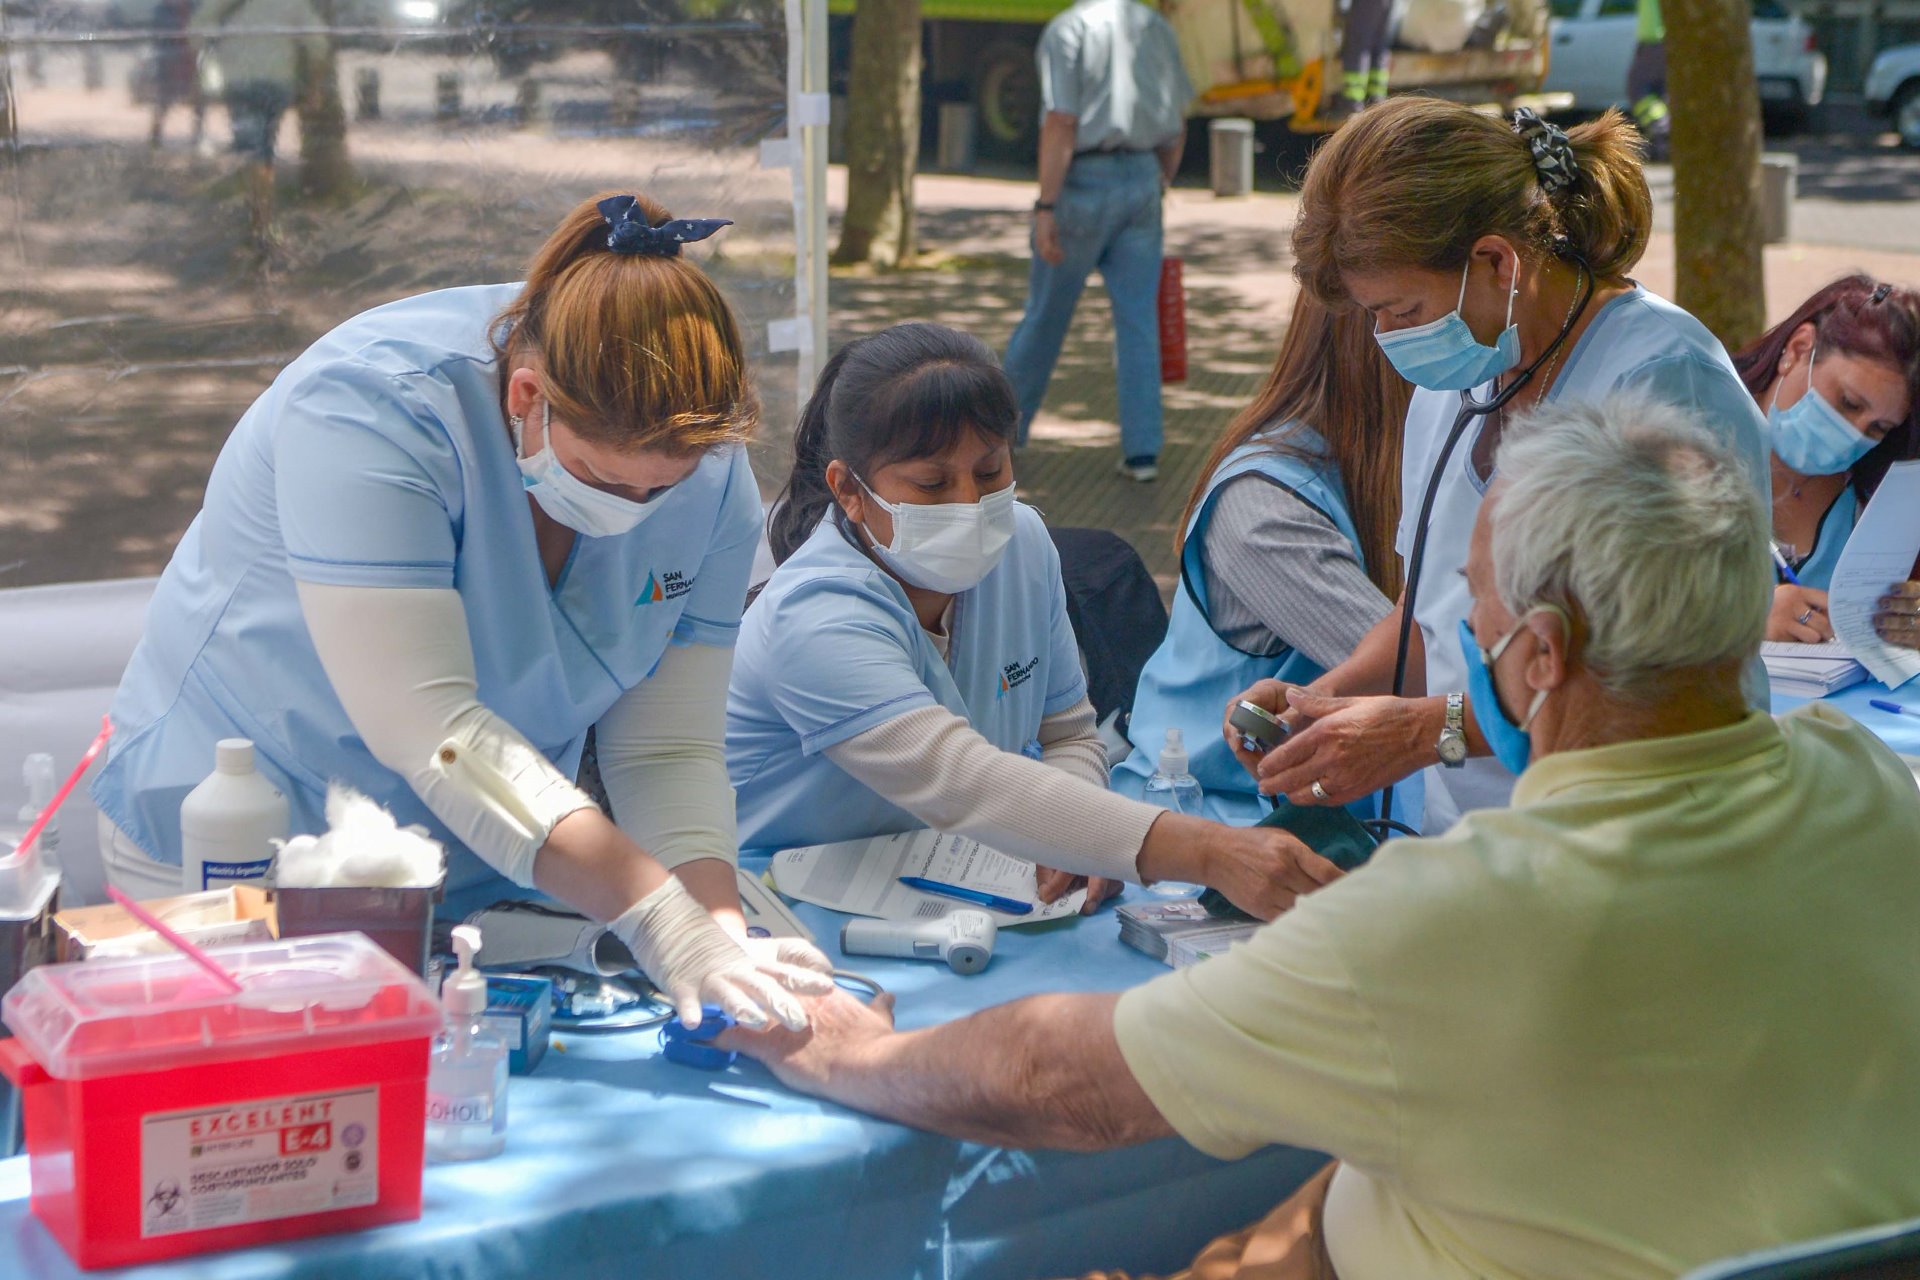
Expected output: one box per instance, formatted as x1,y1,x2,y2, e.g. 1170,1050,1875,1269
215,738,256,775
2,932,440,1081
1158,728,1190,777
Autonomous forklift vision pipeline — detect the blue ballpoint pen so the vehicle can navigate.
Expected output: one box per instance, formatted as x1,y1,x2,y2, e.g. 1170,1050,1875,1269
1770,542,1803,586
1869,699,1920,719
899,876,1034,916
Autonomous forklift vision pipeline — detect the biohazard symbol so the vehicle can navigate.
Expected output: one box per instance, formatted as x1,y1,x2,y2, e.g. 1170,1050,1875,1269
148,1178,184,1218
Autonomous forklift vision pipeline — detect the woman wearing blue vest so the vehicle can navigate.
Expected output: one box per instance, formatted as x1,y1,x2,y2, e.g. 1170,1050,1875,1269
1227,100,1772,834
90,193,833,1030
727,324,1342,921
1115,293,1410,825
1730,275,1920,643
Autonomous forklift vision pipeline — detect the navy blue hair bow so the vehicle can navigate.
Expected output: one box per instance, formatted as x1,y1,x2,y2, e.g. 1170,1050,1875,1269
597,195,732,256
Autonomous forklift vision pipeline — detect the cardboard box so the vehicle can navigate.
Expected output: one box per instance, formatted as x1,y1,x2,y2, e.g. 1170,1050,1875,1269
54,885,276,962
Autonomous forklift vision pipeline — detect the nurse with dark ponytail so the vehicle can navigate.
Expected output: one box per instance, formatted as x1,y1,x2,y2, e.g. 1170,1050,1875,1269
727,323,1342,922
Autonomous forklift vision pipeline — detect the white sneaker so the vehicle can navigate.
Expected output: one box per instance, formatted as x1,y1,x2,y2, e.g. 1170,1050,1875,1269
1116,457,1160,483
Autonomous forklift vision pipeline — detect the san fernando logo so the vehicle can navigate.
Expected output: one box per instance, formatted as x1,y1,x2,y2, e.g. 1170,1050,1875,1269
636,569,693,607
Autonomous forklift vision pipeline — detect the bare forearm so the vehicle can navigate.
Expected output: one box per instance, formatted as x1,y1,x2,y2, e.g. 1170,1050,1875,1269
1155,133,1183,185
818,994,1170,1151
1315,600,1414,698
532,807,671,923
1037,112,1077,203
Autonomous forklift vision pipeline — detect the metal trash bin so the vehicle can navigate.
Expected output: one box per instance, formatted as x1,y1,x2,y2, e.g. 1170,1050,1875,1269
275,875,446,979
1760,153,1796,245
1210,118,1255,197
938,102,977,173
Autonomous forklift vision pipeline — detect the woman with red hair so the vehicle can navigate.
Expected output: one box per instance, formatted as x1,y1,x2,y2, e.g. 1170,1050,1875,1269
1732,276,1920,643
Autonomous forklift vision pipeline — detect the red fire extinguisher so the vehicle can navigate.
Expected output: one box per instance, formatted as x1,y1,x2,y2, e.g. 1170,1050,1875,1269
1158,256,1187,384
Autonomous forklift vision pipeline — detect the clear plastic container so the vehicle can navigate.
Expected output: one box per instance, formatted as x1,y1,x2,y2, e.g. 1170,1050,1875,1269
1143,729,1205,898
3,932,440,1082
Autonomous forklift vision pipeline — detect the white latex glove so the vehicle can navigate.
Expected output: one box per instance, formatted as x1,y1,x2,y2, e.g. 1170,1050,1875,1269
741,934,836,987
609,879,828,1031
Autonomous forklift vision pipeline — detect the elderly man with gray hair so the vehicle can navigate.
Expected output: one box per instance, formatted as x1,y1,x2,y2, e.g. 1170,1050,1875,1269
721,394,1920,1280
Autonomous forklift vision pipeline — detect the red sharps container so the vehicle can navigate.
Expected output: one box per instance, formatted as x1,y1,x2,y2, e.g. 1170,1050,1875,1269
0,932,441,1269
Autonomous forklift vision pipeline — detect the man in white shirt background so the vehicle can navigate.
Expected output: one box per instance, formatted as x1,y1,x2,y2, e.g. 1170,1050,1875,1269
1002,0,1193,484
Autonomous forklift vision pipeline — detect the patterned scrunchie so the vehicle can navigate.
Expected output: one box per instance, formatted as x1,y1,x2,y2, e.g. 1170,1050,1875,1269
1510,108,1579,195
597,195,732,257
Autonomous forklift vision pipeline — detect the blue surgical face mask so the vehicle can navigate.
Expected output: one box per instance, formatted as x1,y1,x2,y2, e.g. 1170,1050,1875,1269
1374,259,1523,392
1458,614,1552,775
514,401,663,538
1768,342,1875,477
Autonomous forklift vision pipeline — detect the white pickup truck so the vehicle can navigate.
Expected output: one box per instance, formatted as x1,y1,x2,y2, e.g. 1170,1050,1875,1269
1543,0,1826,131
1865,42,1920,148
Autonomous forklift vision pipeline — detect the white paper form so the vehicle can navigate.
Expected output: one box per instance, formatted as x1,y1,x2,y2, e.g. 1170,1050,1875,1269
769,830,1088,926
1829,459,1920,690
1760,640,1854,660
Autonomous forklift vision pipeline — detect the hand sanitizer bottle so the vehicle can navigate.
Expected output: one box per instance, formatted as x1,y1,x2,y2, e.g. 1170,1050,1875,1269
1142,729,1204,897
427,925,508,1162
180,739,288,892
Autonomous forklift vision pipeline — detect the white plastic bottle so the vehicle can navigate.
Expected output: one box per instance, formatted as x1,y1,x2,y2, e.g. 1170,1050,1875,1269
1142,729,1205,898
16,753,59,872
179,739,289,893
427,925,508,1162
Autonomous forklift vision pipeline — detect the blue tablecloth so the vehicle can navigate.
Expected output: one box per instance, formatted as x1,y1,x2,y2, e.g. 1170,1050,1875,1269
0,886,1328,1280
1773,678,1920,758
5,678,1915,1279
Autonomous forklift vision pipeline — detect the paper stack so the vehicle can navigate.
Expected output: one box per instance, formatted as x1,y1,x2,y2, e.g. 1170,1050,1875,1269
1762,640,1868,699
1116,899,1259,968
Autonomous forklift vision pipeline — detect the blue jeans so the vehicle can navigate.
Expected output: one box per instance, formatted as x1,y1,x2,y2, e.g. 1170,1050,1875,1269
1003,150,1165,461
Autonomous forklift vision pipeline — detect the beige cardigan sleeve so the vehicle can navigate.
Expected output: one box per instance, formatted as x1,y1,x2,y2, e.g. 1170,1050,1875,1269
823,698,1158,880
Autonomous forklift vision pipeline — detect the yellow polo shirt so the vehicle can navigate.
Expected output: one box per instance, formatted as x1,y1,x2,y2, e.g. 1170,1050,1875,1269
1114,704,1920,1280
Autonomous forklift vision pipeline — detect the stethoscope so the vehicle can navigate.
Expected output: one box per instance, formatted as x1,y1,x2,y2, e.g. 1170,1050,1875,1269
1374,260,1596,830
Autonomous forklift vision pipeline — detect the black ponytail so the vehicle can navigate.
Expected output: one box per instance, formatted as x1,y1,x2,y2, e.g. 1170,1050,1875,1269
767,323,1018,565
769,344,859,563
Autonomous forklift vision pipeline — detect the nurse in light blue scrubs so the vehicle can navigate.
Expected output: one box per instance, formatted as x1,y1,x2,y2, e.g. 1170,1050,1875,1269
1728,275,1920,642
89,193,835,1030
1116,291,1411,826
1229,100,1775,835
727,324,1343,921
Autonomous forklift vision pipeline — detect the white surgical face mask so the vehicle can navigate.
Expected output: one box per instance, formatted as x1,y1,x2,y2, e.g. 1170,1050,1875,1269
855,475,1018,594
514,402,660,538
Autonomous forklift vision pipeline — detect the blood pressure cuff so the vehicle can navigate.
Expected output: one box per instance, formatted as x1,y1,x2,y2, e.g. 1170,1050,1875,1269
1255,799,1379,873
1197,801,1379,922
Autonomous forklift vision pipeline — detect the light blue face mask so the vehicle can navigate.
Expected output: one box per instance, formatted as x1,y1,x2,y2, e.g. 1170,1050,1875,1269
1769,342,1876,477
513,401,664,538
1458,613,1557,775
1374,259,1523,392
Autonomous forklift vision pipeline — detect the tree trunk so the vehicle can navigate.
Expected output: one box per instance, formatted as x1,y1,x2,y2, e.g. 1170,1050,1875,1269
1664,0,1766,348
833,0,921,269
296,1,352,197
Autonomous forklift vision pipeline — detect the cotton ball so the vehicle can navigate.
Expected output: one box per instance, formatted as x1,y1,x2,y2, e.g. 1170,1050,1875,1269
323,785,445,888
272,834,334,889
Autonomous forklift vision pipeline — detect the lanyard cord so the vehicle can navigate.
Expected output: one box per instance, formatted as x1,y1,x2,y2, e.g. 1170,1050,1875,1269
1378,263,1594,826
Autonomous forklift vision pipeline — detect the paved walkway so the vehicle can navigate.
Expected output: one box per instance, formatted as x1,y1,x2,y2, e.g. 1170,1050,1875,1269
826,166,1920,589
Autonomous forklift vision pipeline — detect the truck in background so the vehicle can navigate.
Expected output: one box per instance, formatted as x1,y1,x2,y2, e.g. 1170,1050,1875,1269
828,0,1553,160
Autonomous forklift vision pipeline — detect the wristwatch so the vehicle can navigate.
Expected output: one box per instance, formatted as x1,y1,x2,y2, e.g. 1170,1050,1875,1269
1436,692,1468,768
1032,200,1055,213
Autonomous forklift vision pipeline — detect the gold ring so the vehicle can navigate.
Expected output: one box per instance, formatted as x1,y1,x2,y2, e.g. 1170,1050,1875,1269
1310,779,1331,802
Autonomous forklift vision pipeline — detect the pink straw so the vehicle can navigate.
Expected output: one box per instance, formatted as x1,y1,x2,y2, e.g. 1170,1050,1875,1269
106,886,245,995
13,715,112,861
